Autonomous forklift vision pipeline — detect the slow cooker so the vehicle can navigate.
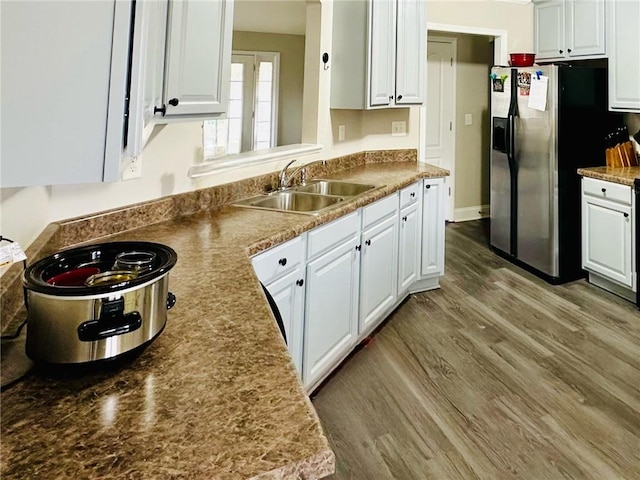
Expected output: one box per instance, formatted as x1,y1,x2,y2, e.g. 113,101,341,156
22,241,177,364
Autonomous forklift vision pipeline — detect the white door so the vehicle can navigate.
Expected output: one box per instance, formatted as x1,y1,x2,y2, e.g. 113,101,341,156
368,0,396,107
395,0,426,105
126,0,168,159
422,179,445,277
164,0,233,116
229,54,255,153
534,0,565,60
582,197,633,288
567,0,605,57
304,237,360,389
266,268,305,377
426,38,455,221
398,201,420,294
359,215,399,333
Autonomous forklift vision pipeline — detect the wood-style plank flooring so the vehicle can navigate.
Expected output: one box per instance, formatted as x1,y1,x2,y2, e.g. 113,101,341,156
312,220,640,480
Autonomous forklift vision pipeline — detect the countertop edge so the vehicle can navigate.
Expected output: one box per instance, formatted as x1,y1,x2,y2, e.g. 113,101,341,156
577,166,640,187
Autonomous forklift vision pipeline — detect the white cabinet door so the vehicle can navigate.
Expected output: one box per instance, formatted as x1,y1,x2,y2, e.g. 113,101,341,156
421,179,445,277
535,0,606,61
566,0,605,58
0,0,131,187
368,0,396,107
304,237,360,389
398,201,420,295
332,0,425,110
534,0,565,60
395,0,426,105
359,215,399,333
126,0,168,158
265,268,305,377
608,0,640,112
164,0,233,116
582,196,633,288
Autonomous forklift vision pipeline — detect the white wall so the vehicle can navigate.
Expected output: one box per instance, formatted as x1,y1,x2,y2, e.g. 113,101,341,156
0,0,535,253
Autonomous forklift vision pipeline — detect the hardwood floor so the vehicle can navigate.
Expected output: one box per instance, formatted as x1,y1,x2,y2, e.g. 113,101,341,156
312,220,640,480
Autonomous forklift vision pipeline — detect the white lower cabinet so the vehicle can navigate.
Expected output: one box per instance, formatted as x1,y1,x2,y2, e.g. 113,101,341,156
252,236,306,379
304,236,360,390
581,178,634,291
264,268,305,375
398,182,421,295
421,178,446,277
359,215,399,333
252,178,447,392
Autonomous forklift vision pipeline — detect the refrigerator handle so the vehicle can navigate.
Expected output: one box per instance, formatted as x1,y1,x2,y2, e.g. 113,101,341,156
507,114,515,160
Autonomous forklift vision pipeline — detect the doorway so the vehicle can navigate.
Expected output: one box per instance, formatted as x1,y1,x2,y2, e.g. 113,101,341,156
420,24,508,223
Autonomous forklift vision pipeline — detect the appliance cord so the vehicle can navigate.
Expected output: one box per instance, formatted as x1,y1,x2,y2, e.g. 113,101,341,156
0,235,29,340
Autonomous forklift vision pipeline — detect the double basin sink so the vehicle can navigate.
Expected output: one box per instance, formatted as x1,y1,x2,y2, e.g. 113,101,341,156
232,180,379,215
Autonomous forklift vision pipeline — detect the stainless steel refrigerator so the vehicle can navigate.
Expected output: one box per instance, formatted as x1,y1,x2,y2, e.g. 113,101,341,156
490,65,622,283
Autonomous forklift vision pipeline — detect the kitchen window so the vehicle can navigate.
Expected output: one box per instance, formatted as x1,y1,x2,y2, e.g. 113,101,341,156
203,51,279,159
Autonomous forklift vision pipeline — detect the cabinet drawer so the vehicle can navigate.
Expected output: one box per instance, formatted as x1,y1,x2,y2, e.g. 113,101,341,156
399,182,420,209
582,177,632,205
308,211,360,261
252,235,305,285
362,193,399,229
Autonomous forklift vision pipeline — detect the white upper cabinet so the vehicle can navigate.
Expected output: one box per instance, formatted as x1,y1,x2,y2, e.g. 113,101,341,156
163,0,233,117
0,0,132,187
331,0,426,109
395,0,427,105
125,0,168,159
607,0,640,112
534,0,605,62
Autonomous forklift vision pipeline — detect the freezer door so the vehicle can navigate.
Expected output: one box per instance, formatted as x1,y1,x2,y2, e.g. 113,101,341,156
490,67,515,254
514,66,559,277
490,116,512,254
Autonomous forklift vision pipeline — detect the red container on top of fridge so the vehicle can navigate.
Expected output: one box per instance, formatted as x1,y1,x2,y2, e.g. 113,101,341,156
509,53,536,67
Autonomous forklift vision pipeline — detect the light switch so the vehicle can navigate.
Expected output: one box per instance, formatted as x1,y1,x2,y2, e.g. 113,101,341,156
464,114,472,126
338,124,345,141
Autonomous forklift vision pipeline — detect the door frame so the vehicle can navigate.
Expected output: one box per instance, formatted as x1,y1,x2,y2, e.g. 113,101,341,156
425,35,457,221
419,23,508,221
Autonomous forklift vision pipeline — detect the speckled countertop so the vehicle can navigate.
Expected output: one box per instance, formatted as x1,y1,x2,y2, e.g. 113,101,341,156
577,166,640,186
0,155,448,479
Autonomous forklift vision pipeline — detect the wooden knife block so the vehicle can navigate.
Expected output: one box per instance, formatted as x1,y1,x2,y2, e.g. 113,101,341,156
606,142,638,168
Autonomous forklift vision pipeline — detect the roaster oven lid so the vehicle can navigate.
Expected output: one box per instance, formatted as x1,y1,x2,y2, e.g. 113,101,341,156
23,241,177,296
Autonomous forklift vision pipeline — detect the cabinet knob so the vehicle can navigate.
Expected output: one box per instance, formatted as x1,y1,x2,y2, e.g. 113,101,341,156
425,184,431,190
355,245,361,251
624,213,629,218
153,105,166,116
389,95,394,101
278,258,287,266
601,188,606,193
410,192,416,198
168,98,179,107
296,279,304,287
365,239,371,246
402,216,408,222
397,94,403,101
567,48,572,53
559,49,563,54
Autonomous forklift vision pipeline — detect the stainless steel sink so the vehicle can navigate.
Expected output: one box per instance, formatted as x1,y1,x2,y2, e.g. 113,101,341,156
293,180,376,197
232,191,345,215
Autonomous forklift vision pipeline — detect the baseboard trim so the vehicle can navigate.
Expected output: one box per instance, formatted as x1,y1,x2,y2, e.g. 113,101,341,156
453,205,489,222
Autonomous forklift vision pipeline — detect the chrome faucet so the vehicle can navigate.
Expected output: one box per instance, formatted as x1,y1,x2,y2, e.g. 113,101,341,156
278,159,307,190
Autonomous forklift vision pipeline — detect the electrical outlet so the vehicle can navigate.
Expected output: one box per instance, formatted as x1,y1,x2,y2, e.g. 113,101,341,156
465,113,473,126
391,121,407,137
121,157,142,180
338,124,346,141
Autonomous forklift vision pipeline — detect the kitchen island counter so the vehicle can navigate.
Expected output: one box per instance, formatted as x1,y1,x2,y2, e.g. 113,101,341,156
1,155,448,479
